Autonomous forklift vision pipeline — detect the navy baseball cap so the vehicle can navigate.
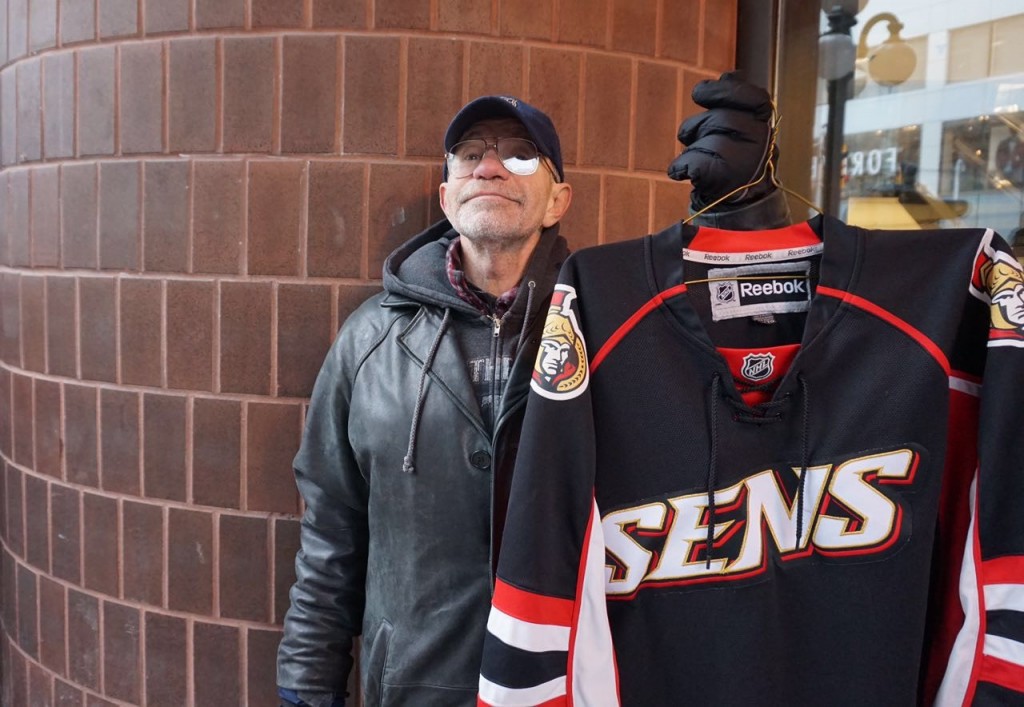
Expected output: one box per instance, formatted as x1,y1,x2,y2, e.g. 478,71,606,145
443,95,564,181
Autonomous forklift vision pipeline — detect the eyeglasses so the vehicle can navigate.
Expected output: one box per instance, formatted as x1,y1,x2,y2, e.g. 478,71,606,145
446,137,553,180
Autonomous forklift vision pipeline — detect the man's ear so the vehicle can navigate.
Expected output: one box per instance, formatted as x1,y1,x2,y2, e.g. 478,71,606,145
439,181,452,219
542,182,572,228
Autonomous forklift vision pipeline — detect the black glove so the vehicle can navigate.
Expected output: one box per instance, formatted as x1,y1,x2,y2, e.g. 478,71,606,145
667,72,777,211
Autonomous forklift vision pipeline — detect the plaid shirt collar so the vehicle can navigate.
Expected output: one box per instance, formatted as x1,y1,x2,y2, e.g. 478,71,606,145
445,236,520,318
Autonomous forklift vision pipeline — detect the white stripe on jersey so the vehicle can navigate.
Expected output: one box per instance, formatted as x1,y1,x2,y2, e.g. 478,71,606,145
479,675,565,706
949,376,982,397
985,584,1024,613
486,606,571,653
984,634,1024,668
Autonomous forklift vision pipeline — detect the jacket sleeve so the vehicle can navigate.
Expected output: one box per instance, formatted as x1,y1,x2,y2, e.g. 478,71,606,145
277,310,378,695
934,235,1024,706
478,269,620,707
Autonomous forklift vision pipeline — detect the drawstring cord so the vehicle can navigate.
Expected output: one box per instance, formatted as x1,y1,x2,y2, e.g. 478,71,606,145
402,308,452,474
516,280,537,352
706,374,721,569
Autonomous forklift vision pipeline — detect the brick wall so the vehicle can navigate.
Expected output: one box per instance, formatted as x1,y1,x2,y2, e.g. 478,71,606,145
0,0,736,704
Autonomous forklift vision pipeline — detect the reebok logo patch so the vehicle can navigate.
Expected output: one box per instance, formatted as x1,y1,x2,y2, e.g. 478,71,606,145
708,262,813,322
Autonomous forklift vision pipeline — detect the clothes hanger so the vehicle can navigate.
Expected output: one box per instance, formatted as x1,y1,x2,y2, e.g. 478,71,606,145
682,100,823,226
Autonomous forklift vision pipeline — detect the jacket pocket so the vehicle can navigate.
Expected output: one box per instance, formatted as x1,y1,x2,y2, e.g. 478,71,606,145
361,618,393,707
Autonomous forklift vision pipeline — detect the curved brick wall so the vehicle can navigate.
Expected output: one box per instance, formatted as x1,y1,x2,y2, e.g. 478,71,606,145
0,0,735,704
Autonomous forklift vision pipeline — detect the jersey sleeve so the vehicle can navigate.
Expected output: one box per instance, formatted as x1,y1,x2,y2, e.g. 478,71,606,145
935,235,1024,706
478,271,620,707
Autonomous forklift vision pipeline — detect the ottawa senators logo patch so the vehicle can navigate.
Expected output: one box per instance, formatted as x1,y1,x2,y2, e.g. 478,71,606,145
972,236,1024,348
531,284,589,400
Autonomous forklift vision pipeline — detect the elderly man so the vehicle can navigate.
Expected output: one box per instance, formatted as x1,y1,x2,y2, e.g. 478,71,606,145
278,77,785,707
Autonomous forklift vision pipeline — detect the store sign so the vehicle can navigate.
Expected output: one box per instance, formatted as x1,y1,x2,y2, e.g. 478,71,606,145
846,147,901,178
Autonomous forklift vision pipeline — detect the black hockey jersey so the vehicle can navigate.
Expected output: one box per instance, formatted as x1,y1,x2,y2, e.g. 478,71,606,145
478,216,1024,706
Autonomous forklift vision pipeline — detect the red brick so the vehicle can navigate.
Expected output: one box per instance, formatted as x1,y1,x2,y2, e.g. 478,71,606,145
406,38,463,158
193,160,243,274
55,679,84,706
30,165,60,265
582,54,631,168
144,613,187,706
273,518,299,622
246,402,300,513
78,46,116,157
223,37,275,153
248,160,302,276
143,160,189,272
367,163,430,275
38,576,66,674
28,662,53,706
24,473,50,569
120,42,164,154
60,0,95,44
1,71,16,167
34,378,62,478
0,274,20,363
500,0,551,39
79,277,116,382
85,696,119,707
144,0,188,34
166,279,214,390
194,623,240,704
17,563,39,657
219,514,268,620
103,602,141,702
8,0,28,61
252,0,303,27
101,389,140,495
43,51,75,159
99,161,140,270
467,42,523,98
0,172,7,264
557,0,607,47
313,0,365,27
51,484,81,582
30,0,57,52
439,0,491,33
307,161,364,278
0,6,7,65
635,61,681,172
5,466,25,561
7,646,29,707
559,170,600,250
220,281,272,394
16,57,42,163
0,371,10,460
120,278,162,387
12,373,33,467
195,0,243,28
82,492,118,594
143,393,187,501
167,508,212,612
20,274,45,373
247,628,285,696
654,178,691,232
61,162,99,268
67,586,99,684
168,38,216,152
192,397,241,508
611,0,656,55
64,384,99,486
662,0,701,64
703,2,737,73
604,175,651,241
46,274,76,377
375,0,429,29
342,36,399,155
7,170,30,265
98,0,138,38
527,48,581,165
122,500,163,604
282,35,338,153
2,543,18,630
278,284,332,397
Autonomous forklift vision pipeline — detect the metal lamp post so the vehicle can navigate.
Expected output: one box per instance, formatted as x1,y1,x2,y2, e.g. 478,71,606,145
819,2,859,217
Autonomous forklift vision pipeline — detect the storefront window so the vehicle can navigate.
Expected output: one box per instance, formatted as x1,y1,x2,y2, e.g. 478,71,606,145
775,1,1024,255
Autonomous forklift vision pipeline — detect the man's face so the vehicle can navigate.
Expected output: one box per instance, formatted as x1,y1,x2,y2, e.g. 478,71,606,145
539,338,571,378
439,117,571,252
994,281,1024,326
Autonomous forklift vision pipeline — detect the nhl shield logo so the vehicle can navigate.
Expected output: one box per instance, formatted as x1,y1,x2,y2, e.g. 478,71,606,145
741,352,775,382
714,281,737,304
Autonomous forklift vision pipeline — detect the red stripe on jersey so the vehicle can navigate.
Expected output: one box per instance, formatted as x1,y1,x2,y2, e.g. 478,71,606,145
492,579,574,627
479,697,567,707
591,284,688,373
979,655,1024,694
980,556,1024,585
817,286,951,374
951,369,982,385
565,506,596,705
689,222,821,252
965,480,987,707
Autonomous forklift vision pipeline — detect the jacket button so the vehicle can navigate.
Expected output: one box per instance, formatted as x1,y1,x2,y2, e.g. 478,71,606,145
469,450,491,469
